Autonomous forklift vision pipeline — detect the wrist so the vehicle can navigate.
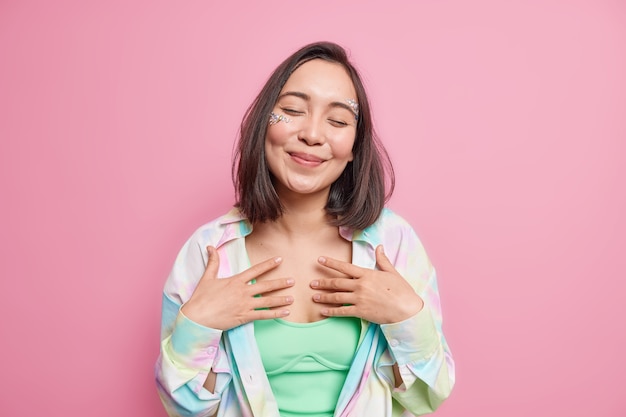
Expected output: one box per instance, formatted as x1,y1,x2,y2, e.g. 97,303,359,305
386,295,423,324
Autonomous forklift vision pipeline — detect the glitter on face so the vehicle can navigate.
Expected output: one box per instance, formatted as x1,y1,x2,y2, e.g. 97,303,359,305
346,99,359,120
269,112,292,125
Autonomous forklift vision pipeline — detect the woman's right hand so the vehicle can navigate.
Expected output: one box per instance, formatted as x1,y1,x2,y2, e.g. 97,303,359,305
181,246,294,330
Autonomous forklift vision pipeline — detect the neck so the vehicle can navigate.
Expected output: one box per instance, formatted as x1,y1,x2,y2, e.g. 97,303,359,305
277,206,329,235
260,187,334,236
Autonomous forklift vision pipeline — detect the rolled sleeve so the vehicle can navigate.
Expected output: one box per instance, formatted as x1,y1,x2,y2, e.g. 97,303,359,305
167,310,223,371
380,306,440,366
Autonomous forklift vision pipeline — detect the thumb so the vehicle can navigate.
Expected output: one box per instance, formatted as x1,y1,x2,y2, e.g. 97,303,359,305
201,245,220,280
375,245,395,272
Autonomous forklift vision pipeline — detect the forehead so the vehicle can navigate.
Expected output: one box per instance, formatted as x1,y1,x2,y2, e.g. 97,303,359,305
280,59,357,100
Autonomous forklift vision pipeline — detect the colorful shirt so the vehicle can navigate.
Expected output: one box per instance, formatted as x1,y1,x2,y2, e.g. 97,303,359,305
155,208,455,417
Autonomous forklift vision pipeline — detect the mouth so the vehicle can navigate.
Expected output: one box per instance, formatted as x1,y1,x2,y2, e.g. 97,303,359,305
288,152,326,167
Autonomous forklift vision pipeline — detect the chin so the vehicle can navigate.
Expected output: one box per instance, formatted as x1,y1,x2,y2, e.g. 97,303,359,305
282,181,329,196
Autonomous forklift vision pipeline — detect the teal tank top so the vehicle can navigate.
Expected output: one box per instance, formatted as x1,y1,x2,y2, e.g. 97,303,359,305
254,317,361,417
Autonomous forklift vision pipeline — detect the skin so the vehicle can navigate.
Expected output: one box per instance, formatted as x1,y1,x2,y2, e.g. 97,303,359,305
182,59,423,395
181,246,295,330
264,59,357,197
313,245,424,323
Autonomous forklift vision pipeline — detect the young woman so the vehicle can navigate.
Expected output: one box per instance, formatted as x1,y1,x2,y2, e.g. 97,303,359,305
155,41,454,417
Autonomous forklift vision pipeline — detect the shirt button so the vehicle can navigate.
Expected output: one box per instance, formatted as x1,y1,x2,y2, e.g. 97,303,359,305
390,339,400,347
207,346,216,355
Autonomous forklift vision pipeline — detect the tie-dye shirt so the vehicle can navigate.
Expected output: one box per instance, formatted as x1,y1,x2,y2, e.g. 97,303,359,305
155,207,455,417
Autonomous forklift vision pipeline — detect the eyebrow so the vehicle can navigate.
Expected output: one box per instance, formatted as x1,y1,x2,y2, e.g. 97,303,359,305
278,91,357,116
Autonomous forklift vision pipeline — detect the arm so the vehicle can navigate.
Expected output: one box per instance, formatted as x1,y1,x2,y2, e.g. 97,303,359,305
155,231,295,416
379,268,454,415
378,224,455,415
156,300,227,417
155,235,230,417
312,212,455,415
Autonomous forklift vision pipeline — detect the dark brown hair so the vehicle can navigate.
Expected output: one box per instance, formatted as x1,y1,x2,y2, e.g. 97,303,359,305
233,41,395,230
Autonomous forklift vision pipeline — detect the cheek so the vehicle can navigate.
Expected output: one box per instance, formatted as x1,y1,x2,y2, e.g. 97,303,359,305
265,123,293,147
330,134,356,161
265,130,280,148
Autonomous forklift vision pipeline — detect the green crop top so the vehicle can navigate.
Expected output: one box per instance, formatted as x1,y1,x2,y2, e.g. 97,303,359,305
254,317,361,417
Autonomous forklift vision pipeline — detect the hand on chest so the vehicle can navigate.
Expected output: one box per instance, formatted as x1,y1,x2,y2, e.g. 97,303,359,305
246,237,352,323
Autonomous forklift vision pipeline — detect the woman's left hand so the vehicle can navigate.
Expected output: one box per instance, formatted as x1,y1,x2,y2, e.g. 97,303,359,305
310,245,424,324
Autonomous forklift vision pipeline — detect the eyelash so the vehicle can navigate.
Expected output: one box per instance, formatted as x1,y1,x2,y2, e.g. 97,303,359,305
280,107,349,127
329,119,348,127
281,108,303,115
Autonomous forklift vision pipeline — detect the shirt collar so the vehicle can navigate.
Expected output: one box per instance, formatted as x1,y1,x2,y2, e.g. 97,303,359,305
217,207,378,248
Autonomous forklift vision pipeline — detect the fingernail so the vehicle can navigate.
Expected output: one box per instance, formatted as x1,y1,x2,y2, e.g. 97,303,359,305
286,278,295,285
318,256,326,264
310,280,319,287
378,245,384,254
285,296,294,303
275,257,282,264
313,294,320,301
320,309,329,316
280,310,290,316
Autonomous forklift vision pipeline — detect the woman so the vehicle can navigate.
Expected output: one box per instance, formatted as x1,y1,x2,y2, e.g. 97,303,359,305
155,41,454,417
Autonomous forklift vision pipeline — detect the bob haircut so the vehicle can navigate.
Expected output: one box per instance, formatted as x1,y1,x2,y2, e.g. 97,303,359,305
233,41,395,230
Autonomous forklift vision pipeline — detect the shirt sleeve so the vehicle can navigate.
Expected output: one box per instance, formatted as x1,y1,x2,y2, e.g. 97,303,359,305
154,232,232,417
376,215,455,415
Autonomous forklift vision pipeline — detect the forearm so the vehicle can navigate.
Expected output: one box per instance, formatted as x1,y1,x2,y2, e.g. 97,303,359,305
392,363,403,388
156,352,222,417
157,296,228,416
203,370,218,393
380,305,455,413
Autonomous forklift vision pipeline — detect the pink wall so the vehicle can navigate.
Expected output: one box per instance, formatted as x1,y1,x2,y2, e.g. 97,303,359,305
1,1,625,416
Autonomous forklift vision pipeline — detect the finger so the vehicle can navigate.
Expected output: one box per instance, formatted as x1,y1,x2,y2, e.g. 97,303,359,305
375,245,396,272
251,295,294,309
249,309,291,321
310,277,356,291
250,277,295,295
312,292,355,305
200,246,220,280
318,256,363,277
320,305,358,317
239,256,283,283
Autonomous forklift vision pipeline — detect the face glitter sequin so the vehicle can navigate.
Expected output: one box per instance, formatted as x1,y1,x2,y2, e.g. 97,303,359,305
346,99,359,120
269,112,291,125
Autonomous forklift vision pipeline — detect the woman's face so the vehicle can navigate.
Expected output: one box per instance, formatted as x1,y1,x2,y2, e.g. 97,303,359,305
265,59,358,199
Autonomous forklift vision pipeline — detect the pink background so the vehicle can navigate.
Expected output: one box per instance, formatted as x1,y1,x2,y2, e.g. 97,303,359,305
1,1,625,416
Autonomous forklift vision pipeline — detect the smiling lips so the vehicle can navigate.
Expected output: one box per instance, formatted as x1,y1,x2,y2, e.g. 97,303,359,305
289,152,326,167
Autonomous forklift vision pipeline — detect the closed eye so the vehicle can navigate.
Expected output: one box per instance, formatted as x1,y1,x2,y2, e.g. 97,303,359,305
281,107,304,116
329,119,349,127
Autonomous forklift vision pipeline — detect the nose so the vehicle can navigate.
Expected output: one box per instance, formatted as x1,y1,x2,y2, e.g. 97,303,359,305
298,115,325,146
